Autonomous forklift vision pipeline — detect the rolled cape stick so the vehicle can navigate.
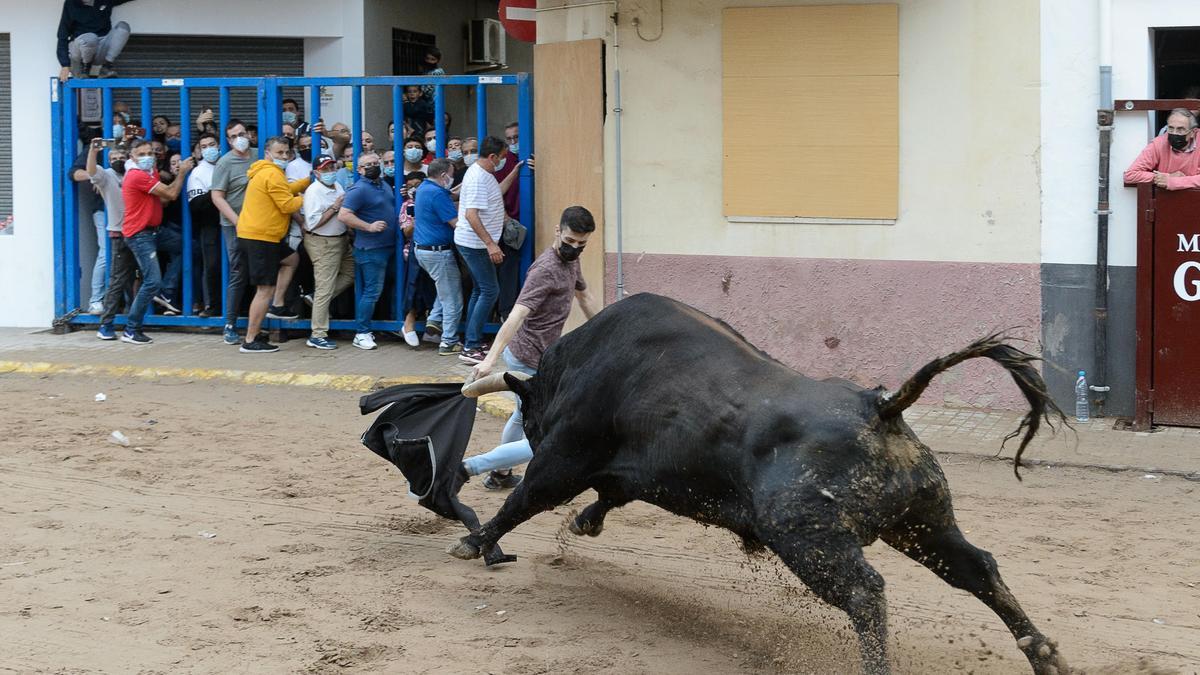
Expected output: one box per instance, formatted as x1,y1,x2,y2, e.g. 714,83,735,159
460,370,532,398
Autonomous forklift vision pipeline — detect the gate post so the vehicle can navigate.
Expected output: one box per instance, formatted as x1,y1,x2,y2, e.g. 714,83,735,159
1133,182,1154,431
517,72,535,282
50,79,67,320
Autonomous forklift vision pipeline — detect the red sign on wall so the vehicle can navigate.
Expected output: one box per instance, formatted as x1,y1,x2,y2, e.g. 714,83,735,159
500,0,537,43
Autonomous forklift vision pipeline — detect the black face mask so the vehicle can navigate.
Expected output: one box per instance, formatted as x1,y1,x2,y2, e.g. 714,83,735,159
557,241,583,262
1168,133,1190,151
363,165,381,180
299,147,312,163
112,161,126,175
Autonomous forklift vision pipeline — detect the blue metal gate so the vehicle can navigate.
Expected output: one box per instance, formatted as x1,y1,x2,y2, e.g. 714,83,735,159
50,74,534,332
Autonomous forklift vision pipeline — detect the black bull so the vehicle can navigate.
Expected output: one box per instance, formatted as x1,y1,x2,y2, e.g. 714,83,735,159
449,293,1069,675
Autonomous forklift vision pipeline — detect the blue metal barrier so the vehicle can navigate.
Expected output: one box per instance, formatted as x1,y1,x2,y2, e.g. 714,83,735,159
51,74,535,334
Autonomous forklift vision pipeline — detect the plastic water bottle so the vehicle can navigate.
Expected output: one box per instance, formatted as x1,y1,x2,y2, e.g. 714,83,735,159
1074,370,1090,422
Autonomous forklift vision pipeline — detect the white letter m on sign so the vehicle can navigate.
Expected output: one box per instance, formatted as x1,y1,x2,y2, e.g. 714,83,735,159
1179,233,1200,253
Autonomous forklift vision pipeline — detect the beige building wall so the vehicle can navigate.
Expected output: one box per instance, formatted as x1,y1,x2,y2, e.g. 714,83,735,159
538,0,1041,265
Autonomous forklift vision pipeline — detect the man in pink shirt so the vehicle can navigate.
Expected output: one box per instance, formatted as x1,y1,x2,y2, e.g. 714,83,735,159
1124,108,1200,190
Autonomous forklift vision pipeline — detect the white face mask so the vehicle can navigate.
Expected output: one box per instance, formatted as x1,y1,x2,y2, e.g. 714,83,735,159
464,153,478,166
493,156,506,173
426,140,437,153
232,136,250,153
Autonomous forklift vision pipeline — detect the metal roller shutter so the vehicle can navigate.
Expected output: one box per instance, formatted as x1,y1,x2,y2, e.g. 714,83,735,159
0,34,11,230
111,35,305,138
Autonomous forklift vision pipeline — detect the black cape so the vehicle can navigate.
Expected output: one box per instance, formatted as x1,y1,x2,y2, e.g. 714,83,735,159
359,383,516,565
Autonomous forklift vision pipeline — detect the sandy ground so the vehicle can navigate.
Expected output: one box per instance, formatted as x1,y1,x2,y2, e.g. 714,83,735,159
1,373,1197,674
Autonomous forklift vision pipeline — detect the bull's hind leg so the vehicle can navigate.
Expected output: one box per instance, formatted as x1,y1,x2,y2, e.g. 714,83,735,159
448,443,591,564
882,514,1068,675
568,494,628,537
768,533,891,675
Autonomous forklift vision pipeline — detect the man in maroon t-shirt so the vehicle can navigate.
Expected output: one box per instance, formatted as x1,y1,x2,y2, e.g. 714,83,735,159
463,206,602,490
114,138,192,344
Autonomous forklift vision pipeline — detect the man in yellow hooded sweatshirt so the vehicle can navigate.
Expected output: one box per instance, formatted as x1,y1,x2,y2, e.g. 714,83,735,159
236,135,312,353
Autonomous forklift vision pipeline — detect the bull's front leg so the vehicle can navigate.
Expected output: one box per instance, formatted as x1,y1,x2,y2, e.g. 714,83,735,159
448,443,589,565
568,494,629,537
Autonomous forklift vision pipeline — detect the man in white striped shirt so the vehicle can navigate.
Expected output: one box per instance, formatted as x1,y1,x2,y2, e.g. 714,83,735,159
454,135,520,364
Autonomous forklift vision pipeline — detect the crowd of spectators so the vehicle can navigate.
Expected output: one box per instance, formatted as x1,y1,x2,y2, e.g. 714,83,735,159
72,47,536,362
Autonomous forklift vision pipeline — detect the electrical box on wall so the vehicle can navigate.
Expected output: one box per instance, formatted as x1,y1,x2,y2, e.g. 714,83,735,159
467,18,506,70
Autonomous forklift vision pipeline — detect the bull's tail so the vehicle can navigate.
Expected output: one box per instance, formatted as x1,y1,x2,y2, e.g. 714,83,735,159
877,334,1068,480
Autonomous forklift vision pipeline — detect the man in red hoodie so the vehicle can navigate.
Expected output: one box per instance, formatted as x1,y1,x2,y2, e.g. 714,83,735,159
1124,108,1200,191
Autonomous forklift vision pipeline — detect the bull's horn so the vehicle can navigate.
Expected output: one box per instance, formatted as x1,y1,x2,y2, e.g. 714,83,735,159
461,370,532,398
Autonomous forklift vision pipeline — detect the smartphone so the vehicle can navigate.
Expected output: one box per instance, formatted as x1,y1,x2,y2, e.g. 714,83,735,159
92,137,118,150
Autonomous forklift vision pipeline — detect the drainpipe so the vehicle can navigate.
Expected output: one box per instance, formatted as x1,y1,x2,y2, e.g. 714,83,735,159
612,4,626,300
1093,0,1113,416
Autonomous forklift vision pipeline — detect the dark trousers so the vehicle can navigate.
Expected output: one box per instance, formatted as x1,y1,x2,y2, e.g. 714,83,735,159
99,235,136,325
496,241,520,320
198,223,222,310
222,224,248,327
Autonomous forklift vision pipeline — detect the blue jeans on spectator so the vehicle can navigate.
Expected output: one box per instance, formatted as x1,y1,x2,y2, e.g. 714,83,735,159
353,246,393,334
124,229,162,331
463,347,537,476
457,245,498,350
222,225,247,327
157,222,183,306
415,248,462,345
89,210,108,307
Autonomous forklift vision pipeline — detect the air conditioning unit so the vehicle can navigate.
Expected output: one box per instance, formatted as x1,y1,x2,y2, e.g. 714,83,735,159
468,18,506,67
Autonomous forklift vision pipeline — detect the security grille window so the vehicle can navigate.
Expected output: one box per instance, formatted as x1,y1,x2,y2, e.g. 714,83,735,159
393,28,437,75
110,35,305,137
0,34,11,235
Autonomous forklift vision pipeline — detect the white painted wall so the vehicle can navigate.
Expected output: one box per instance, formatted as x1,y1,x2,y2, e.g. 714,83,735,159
0,0,363,327
1041,0,1200,268
539,0,1043,265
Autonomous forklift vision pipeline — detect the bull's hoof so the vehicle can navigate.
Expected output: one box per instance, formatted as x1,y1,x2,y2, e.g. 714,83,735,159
1019,636,1068,675
446,537,481,560
568,517,604,537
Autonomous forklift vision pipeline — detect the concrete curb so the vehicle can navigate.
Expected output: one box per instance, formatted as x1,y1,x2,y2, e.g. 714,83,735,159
0,360,517,420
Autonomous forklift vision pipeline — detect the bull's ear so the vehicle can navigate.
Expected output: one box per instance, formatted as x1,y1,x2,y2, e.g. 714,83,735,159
504,372,533,401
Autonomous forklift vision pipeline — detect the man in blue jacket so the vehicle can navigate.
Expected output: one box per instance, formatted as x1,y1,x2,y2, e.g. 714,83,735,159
56,0,136,80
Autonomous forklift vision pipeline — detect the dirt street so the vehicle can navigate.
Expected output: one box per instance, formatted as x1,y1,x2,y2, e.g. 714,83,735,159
1,373,1197,674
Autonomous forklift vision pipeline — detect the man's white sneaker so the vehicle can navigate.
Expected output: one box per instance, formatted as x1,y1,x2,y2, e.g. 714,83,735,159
353,332,377,350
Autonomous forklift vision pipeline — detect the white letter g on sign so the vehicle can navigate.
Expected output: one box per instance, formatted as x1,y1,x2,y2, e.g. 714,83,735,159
1174,261,1200,301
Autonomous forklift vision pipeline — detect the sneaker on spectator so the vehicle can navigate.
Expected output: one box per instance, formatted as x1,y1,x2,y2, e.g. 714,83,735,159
153,294,181,315
69,59,86,79
96,324,117,341
421,330,441,344
239,339,279,353
438,342,463,356
198,306,216,318
96,63,118,79
307,336,337,350
425,321,442,335
121,329,152,345
458,347,486,365
482,471,523,491
87,301,104,315
301,293,314,307
267,304,299,320
222,325,240,345
353,333,377,350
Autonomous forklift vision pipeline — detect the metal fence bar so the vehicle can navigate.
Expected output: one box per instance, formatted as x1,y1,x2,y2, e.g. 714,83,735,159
218,87,230,154
517,72,535,281
180,85,194,316
139,87,152,141
392,85,405,325
351,85,362,170
434,85,446,156
475,84,487,144
64,86,80,314
51,81,67,318
218,87,231,316
62,76,512,92
309,84,322,158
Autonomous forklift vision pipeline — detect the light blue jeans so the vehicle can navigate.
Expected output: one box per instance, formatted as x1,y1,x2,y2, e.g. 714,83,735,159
463,347,537,475
415,248,461,345
89,210,108,306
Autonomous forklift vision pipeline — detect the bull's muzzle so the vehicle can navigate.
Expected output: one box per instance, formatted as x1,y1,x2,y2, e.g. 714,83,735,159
460,370,532,398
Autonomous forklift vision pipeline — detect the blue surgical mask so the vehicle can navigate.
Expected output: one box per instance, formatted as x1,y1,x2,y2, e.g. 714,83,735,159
201,146,220,163
282,111,298,125
448,149,463,161
318,172,336,186
272,158,289,170
382,165,395,178
135,156,155,172
112,124,125,139
403,147,423,163
464,153,478,166
508,143,519,155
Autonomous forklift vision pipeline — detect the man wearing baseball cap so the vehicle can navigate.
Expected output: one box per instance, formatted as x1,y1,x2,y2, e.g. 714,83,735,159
302,154,352,349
